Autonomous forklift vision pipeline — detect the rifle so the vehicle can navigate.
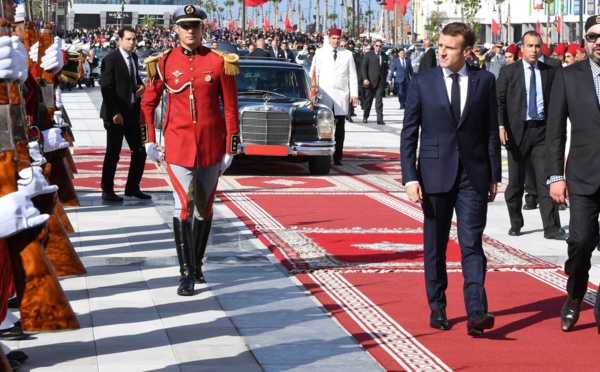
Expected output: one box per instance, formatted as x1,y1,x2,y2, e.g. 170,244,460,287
0,15,78,332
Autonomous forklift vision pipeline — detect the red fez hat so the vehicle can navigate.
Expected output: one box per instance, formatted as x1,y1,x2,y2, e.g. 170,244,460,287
566,43,578,55
542,43,551,57
329,28,342,36
579,46,587,53
553,42,566,55
505,43,517,55
518,50,523,58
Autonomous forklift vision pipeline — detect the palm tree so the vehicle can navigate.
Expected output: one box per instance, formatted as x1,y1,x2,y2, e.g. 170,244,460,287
272,0,284,29
315,0,320,33
224,0,235,22
288,0,293,27
323,0,329,30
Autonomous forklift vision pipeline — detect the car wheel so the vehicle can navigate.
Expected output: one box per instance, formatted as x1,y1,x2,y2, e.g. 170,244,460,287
308,156,331,175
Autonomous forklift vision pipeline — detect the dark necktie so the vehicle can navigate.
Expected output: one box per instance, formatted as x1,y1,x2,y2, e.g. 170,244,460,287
450,73,460,122
128,55,136,93
333,49,337,61
528,65,538,119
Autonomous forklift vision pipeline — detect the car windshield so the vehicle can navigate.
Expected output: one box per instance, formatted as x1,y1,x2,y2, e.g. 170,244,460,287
236,66,309,99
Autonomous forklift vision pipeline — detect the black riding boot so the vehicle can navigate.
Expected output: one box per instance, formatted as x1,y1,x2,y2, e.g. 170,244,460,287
192,218,212,284
173,218,196,296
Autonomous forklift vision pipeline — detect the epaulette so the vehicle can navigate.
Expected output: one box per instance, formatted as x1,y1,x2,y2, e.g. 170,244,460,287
210,48,241,76
144,48,172,81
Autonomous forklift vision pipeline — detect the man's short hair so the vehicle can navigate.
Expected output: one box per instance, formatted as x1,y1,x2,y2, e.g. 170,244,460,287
118,26,136,39
521,30,542,45
440,22,475,49
397,47,405,52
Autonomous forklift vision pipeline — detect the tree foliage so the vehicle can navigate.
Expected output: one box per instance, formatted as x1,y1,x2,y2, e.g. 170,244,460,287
424,11,443,42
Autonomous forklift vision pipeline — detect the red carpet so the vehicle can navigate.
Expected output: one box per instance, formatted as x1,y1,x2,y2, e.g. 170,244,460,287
299,270,600,371
71,147,170,191
220,192,555,272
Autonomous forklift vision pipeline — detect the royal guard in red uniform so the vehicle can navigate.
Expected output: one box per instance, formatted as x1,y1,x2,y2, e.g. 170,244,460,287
140,5,240,296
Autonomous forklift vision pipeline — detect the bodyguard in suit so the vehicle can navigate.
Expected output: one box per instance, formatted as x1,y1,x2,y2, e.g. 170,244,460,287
345,40,362,122
547,15,600,332
418,38,437,72
400,23,501,336
387,48,413,109
269,38,285,59
496,31,563,239
361,39,388,124
99,26,149,202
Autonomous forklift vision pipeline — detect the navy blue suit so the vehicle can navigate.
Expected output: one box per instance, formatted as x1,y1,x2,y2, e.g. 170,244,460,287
388,56,413,108
400,65,501,316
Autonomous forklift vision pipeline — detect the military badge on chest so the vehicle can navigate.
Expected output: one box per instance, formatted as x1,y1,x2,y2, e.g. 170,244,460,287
172,71,183,85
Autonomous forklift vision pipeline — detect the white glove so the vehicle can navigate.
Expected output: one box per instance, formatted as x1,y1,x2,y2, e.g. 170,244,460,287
41,128,69,152
40,37,64,73
28,41,39,62
220,153,234,174
17,166,58,198
144,142,164,164
0,36,19,82
11,36,28,85
53,110,66,127
28,141,47,166
55,87,63,109
0,191,49,239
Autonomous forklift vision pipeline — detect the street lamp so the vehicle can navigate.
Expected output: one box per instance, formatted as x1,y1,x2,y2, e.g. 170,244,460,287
120,0,125,28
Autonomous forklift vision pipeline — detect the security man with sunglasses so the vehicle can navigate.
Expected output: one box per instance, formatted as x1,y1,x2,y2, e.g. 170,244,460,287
547,15,600,333
140,5,240,296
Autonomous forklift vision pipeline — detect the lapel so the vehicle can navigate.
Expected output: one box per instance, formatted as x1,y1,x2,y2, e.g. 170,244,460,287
540,61,549,107
576,61,600,111
433,67,455,122
515,62,526,112
458,67,480,127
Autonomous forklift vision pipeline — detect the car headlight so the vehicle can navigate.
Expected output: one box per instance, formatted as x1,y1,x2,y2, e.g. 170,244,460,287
316,109,334,138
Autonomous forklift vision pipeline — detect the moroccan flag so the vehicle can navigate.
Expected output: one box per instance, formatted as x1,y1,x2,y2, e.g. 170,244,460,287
284,13,293,31
245,0,268,6
264,16,271,29
210,18,217,28
228,19,235,30
536,21,543,36
399,0,410,15
556,15,561,34
248,18,253,28
384,0,394,11
492,18,499,35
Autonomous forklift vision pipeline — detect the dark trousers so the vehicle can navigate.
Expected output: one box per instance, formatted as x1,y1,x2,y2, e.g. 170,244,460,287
422,167,489,316
398,80,409,108
524,157,538,207
363,81,385,122
505,125,560,231
333,115,346,162
101,108,146,193
565,191,600,299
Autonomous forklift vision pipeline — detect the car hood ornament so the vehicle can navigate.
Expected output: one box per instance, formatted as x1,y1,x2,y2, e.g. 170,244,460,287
263,93,272,103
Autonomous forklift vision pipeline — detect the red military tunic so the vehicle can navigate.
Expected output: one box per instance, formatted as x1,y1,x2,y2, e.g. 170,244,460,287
140,45,239,168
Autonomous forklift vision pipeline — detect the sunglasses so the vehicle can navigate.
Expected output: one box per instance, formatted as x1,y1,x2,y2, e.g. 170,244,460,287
374,44,382,47
178,22,202,30
585,33,600,43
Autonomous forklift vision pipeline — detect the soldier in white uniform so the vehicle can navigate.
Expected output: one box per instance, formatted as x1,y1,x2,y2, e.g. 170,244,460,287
310,28,359,166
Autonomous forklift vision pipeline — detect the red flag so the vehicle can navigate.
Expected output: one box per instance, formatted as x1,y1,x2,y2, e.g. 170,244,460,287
284,13,293,31
384,0,394,11
264,16,271,29
556,15,561,34
399,0,410,15
228,19,235,30
245,0,268,6
491,18,499,35
210,18,217,28
248,18,253,28
536,21,543,36
310,67,318,101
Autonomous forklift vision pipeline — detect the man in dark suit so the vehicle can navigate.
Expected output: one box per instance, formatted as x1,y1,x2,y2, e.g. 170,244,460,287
418,38,437,72
361,39,388,124
269,38,285,59
547,15,600,332
280,41,295,62
99,26,149,202
401,22,501,336
249,38,271,58
496,31,563,239
345,39,362,122
387,47,413,109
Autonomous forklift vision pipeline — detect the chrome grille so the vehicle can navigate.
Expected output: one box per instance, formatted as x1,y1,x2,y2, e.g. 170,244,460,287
241,111,291,145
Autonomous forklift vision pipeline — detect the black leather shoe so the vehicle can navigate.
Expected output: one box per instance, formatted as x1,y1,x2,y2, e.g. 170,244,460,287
351,113,357,117
333,159,343,166
523,204,537,210
101,191,123,202
347,117,354,123
0,326,28,340
8,360,20,371
195,268,206,284
508,227,521,236
467,310,495,336
6,350,28,364
430,309,449,330
362,118,368,123
125,189,151,200
544,227,566,239
377,121,386,125
561,297,582,332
